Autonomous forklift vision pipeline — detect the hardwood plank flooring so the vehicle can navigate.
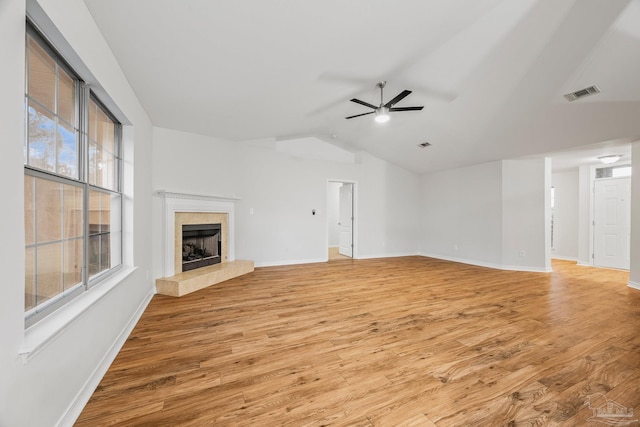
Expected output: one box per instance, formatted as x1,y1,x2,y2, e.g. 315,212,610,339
328,247,351,261
75,257,640,426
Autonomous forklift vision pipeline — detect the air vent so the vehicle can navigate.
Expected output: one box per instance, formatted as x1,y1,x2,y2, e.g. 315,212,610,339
418,142,431,148
564,85,600,102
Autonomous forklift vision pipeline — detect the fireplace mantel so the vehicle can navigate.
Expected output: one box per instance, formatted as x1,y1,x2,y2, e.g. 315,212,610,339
155,190,240,202
156,190,239,277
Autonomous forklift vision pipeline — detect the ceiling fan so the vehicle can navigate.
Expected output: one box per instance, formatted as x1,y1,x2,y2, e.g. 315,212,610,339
345,81,423,123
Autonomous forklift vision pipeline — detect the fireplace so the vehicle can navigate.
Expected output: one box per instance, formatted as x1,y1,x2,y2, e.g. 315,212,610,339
158,191,235,277
181,223,221,272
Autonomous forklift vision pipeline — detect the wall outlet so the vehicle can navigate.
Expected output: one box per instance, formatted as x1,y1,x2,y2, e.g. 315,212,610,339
519,250,526,257
453,244,459,251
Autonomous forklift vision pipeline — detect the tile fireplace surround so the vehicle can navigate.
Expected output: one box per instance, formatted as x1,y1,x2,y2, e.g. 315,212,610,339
174,212,228,273
155,191,254,296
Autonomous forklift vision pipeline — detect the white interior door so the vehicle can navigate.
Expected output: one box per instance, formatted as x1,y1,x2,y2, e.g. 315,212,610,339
593,177,630,270
338,183,353,257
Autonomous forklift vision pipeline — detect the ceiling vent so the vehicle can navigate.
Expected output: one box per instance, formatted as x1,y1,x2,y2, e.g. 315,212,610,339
418,142,431,148
564,85,600,102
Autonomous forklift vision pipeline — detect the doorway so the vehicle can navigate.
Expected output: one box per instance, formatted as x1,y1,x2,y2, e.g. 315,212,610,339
327,181,355,260
593,176,630,270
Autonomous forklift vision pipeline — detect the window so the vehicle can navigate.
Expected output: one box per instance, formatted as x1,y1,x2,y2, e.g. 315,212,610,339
24,25,122,325
595,165,632,179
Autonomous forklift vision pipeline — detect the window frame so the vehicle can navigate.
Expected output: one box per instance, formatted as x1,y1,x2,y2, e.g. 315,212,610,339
24,21,124,327
595,164,632,180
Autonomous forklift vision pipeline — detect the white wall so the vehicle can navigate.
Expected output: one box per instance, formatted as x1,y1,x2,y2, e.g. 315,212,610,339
382,160,422,257
327,182,341,247
420,158,550,272
0,1,29,425
501,158,550,271
151,127,422,271
629,141,640,288
551,169,579,260
420,161,504,266
0,1,155,426
356,152,421,258
577,164,593,265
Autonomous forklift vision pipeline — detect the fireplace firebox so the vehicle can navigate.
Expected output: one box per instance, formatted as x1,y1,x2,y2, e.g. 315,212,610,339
181,223,221,272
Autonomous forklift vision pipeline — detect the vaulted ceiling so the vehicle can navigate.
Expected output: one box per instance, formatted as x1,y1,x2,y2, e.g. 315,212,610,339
84,0,640,174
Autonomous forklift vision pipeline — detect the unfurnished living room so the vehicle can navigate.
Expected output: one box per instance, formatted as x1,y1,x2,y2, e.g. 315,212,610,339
3,1,640,426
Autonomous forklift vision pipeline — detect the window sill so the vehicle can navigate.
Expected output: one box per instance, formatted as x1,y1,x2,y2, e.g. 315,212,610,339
19,266,137,363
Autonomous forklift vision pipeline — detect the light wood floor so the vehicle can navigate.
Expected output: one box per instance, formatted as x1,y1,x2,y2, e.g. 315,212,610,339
76,257,640,426
328,246,352,261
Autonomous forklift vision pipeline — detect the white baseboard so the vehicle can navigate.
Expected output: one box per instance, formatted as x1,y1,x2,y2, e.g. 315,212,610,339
57,288,155,427
551,256,578,262
255,257,328,268
628,281,640,291
500,264,552,273
418,252,551,273
419,252,501,269
254,253,423,267
357,252,420,260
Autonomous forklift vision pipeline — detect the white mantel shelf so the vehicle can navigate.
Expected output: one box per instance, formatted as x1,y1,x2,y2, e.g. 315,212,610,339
155,190,241,201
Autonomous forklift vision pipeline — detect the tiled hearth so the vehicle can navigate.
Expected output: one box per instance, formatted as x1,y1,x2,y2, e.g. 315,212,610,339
155,259,254,297
155,191,254,297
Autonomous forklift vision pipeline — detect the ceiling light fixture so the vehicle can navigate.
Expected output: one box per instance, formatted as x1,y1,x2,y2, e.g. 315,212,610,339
598,154,622,164
374,107,390,123
345,81,423,123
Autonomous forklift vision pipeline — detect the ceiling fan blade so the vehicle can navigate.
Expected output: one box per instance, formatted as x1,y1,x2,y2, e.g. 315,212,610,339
345,111,375,120
384,90,412,108
389,106,424,112
350,98,378,110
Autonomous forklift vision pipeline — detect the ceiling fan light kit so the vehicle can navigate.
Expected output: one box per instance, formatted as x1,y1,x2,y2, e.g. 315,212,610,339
374,107,390,123
346,81,423,122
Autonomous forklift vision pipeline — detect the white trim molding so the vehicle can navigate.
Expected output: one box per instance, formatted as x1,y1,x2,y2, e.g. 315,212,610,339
255,258,328,268
551,256,579,262
418,253,552,273
155,190,240,202
20,266,137,363
56,288,154,427
358,252,419,260
628,280,640,291
156,190,238,277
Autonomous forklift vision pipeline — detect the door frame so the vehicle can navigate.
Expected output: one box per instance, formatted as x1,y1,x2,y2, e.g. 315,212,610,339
327,179,358,260
589,163,631,268
592,174,631,269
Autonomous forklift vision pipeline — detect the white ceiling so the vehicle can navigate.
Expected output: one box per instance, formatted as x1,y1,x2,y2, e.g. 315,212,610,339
83,0,640,174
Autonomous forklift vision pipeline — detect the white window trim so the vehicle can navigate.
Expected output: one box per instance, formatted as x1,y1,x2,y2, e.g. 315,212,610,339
24,28,125,326
22,2,135,355
20,266,137,363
